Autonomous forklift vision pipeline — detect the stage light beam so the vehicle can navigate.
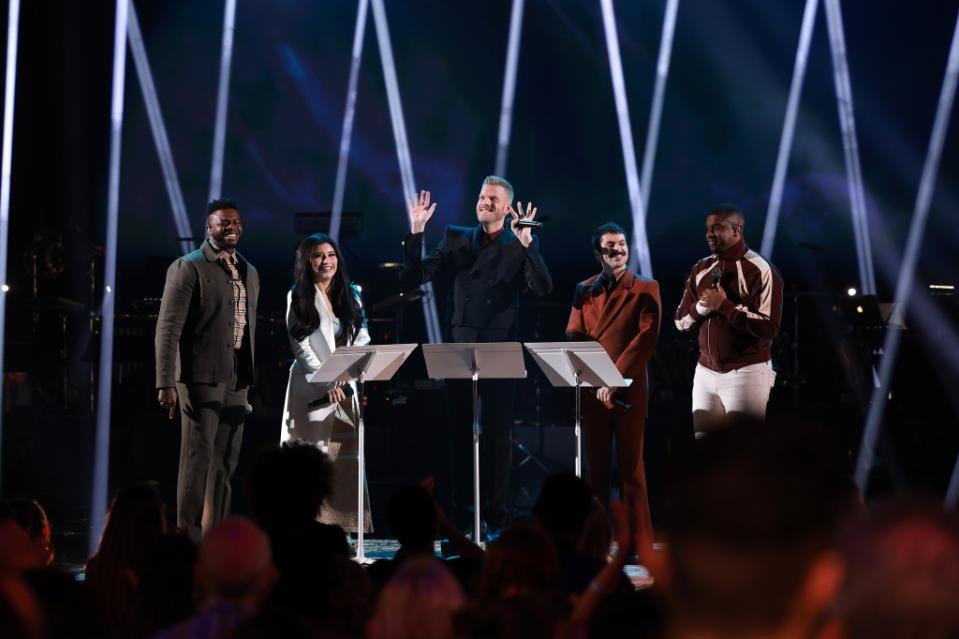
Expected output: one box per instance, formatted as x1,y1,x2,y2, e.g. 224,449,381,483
127,2,194,255
855,9,959,494
330,0,370,242
761,0,818,260
370,0,443,343
91,0,130,554
208,0,237,202
494,0,526,176
0,0,20,492
824,0,877,295
599,0,653,278
639,0,679,214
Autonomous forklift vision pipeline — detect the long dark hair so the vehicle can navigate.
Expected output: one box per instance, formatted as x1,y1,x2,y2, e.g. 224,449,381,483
288,233,364,343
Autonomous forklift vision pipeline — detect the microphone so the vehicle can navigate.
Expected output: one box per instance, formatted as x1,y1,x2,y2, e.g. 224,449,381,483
514,219,543,229
710,266,722,287
307,384,354,409
612,397,632,411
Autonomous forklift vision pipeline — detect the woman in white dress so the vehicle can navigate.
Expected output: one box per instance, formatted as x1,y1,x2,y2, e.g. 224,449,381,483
282,232,372,532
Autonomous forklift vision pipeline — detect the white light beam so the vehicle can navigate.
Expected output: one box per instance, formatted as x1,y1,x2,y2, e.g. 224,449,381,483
208,0,237,202
128,2,194,255
639,0,679,214
370,0,443,343
824,0,877,295
599,0,653,278
761,0,819,259
91,0,130,555
495,0,526,176
0,0,21,492
856,10,959,494
330,0,370,242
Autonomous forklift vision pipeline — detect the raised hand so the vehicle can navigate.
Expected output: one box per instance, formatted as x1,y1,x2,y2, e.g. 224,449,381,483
408,189,437,234
508,200,537,247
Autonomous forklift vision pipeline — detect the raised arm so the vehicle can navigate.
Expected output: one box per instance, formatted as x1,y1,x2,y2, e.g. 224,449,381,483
400,189,450,289
509,200,553,296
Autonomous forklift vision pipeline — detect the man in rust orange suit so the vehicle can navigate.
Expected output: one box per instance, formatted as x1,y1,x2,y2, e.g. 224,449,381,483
566,222,660,549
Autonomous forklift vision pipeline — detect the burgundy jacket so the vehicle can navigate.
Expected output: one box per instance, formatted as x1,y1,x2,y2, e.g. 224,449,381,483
566,271,661,420
674,240,783,372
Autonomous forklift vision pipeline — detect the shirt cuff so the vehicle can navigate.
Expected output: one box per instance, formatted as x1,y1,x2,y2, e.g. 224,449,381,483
694,301,710,316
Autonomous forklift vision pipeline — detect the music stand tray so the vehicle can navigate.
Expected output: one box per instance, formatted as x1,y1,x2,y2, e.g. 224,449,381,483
309,343,418,562
421,342,526,542
523,341,628,478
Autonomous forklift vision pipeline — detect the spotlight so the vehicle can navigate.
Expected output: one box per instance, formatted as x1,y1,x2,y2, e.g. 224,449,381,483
856,305,864,314
847,287,857,296
1,284,8,293
929,284,954,290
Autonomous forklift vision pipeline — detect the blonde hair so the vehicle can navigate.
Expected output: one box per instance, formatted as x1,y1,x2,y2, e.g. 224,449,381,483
482,175,514,202
368,557,465,639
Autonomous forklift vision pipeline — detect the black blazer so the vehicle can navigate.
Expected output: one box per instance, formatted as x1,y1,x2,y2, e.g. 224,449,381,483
155,240,259,388
401,225,552,331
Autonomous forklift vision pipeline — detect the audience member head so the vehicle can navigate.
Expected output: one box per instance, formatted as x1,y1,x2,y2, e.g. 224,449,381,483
0,522,46,575
835,495,959,639
86,483,167,630
533,473,593,546
388,485,437,553
368,556,465,639
651,415,849,638
578,496,614,562
249,441,335,525
196,517,277,611
0,576,44,639
137,533,198,636
0,499,54,567
479,523,562,602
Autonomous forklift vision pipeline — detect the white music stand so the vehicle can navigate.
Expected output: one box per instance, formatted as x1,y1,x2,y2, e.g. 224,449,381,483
309,343,418,562
421,342,526,542
523,342,629,478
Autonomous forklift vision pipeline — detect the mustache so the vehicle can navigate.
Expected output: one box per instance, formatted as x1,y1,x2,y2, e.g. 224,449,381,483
601,249,627,258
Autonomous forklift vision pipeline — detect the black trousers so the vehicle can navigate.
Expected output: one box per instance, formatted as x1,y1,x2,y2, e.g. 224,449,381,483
448,326,515,524
175,356,247,541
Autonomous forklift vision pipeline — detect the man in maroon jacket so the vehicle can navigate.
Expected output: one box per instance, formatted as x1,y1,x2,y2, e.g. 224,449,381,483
567,222,660,550
674,204,783,435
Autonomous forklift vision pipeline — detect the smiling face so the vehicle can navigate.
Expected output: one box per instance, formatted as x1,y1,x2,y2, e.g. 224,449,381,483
596,232,629,274
705,214,742,254
310,242,338,287
475,183,510,228
207,208,243,250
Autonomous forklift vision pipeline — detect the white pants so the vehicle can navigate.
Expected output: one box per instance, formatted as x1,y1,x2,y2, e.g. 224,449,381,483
691,361,775,433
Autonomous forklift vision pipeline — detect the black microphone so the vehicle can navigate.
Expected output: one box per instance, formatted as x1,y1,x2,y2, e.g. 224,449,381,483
514,219,543,229
307,384,354,409
710,266,722,287
612,397,632,411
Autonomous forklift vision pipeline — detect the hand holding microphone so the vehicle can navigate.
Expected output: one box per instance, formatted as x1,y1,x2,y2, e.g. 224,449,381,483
699,266,728,312
307,383,354,409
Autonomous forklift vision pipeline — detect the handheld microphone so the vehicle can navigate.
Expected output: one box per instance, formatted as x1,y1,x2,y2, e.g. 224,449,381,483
710,266,722,287
307,384,354,409
514,219,543,229
611,397,632,411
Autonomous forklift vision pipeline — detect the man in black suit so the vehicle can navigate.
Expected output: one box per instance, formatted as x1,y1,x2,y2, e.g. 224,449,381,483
401,175,552,533
155,199,259,541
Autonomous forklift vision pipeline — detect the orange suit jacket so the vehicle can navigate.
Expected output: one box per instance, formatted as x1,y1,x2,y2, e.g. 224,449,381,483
565,271,661,420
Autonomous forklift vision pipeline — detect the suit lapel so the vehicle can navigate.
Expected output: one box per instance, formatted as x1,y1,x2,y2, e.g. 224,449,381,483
591,272,636,339
469,225,511,276
315,288,336,354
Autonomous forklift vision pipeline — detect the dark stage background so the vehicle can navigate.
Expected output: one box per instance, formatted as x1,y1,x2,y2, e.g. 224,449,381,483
2,0,959,560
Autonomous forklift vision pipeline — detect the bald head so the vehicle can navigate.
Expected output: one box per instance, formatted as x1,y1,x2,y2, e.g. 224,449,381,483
198,517,275,602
